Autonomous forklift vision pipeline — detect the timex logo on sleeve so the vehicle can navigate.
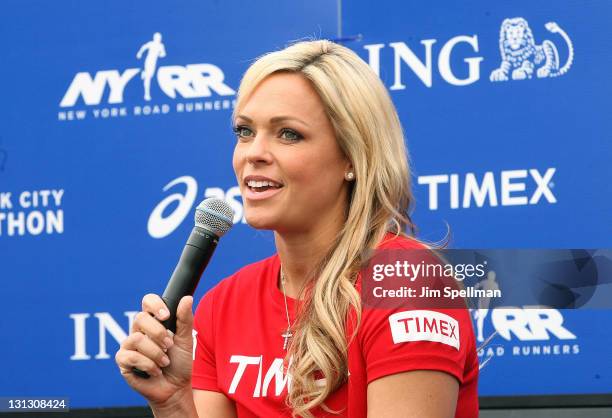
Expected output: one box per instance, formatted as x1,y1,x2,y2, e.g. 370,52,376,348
389,310,460,350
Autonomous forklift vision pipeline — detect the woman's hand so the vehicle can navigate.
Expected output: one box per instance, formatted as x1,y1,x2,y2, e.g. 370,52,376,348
115,294,195,408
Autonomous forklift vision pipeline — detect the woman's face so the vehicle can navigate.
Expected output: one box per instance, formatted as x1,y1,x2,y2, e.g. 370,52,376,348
232,72,351,233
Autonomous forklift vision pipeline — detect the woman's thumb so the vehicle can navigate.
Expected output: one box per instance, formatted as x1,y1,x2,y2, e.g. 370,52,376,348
174,295,194,344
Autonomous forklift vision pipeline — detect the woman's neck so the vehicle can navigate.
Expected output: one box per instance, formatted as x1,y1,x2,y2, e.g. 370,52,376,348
274,206,346,299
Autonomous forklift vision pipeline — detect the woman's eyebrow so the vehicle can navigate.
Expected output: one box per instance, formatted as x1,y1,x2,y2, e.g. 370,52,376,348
235,114,310,127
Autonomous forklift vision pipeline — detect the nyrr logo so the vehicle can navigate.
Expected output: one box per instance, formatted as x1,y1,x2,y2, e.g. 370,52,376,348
58,32,236,122
364,17,573,89
491,307,576,341
417,168,556,210
473,307,580,359
147,175,246,239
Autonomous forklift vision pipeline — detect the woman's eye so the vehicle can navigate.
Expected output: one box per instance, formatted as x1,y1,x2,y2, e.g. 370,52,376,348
233,126,253,138
280,129,303,141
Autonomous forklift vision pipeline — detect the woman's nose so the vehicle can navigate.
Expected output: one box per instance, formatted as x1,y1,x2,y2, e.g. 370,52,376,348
245,134,273,165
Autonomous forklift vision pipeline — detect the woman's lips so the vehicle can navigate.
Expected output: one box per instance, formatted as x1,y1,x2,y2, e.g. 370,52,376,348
243,185,284,201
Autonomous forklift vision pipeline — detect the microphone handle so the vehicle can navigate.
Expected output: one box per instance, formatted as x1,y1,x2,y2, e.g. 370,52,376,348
161,227,218,333
132,226,218,379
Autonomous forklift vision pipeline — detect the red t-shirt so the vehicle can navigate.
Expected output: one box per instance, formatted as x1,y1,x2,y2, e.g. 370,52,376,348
192,234,479,417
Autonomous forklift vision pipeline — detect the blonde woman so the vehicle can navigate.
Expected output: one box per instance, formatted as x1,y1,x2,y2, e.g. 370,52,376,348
116,40,479,418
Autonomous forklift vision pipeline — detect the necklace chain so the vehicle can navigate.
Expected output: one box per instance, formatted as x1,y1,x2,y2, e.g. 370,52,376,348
279,266,293,350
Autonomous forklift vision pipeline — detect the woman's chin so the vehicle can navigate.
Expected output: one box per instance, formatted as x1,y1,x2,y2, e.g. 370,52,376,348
244,214,278,231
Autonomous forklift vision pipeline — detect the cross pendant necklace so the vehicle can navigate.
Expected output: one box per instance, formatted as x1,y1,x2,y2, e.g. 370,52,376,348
281,328,293,350
280,267,293,351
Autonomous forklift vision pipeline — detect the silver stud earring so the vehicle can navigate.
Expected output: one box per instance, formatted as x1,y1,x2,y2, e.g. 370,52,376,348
345,172,355,181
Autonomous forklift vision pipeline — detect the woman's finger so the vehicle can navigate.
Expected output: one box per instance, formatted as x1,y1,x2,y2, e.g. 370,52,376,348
131,311,174,350
122,331,170,369
142,293,170,321
115,346,162,378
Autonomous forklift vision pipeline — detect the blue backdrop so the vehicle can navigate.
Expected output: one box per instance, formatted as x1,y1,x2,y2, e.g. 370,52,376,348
0,0,610,408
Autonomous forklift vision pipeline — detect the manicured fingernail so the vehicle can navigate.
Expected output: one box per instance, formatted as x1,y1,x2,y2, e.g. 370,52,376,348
164,337,174,349
159,308,169,318
161,356,170,367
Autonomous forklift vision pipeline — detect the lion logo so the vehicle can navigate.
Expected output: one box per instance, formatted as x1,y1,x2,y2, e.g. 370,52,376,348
490,17,574,81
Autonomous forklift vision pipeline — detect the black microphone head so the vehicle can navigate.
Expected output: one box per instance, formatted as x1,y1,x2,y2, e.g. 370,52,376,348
195,198,234,237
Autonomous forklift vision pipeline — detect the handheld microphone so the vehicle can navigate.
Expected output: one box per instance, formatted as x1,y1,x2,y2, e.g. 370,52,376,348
133,198,234,379
160,198,234,333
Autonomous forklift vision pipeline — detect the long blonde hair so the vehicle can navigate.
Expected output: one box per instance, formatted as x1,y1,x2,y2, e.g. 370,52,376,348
233,40,416,417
